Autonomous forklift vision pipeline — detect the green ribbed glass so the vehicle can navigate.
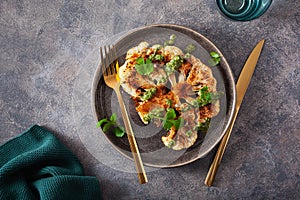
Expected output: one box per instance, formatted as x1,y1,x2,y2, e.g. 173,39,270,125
216,0,272,21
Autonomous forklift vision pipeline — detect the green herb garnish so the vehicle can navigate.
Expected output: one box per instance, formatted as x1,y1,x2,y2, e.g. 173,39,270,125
154,54,164,61
157,76,167,84
191,86,223,107
141,87,157,101
186,130,193,137
148,46,164,62
191,86,212,107
197,86,212,106
135,57,154,75
162,108,184,130
183,44,196,59
208,51,221,66
144,107,184,131
193,118,211,133
143,108,165,122
97,113,125,137
170,34,176,41
184,53,191,59
168,139,175,148
164,34,177,46
165,55,184,75
185,44,196,53
166,99,173,107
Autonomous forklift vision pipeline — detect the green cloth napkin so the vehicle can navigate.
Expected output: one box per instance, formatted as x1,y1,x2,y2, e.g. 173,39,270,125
0,125,102,200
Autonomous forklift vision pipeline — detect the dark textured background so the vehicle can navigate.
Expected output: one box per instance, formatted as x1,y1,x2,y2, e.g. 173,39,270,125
0,0,299,199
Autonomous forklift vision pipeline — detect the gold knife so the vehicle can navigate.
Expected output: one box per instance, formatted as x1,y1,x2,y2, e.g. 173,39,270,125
204,39,265,186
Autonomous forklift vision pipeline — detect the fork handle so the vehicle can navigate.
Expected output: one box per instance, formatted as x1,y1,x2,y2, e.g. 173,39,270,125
115,88,148,184
204,108,239,186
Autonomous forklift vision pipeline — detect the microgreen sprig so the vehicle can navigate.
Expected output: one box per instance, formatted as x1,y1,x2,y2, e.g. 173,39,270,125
144,108,184,131
97,113,125,137
164,34,177,46
208,52,221,66
185,44,196,53
191,86,223,107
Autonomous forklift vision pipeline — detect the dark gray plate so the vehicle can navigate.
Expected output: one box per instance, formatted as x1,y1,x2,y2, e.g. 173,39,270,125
92,24,236,168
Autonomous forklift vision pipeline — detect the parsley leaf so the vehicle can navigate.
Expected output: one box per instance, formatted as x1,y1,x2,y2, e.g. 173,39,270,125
163,120,174,130
96,118,110,128
162,108,184,130
198,86,212,104
136,57,145,65
191,86,212,107
96,113,125,137
135,57,154,75
143,108,184,131
191,86,223,107
165,108,176,119
113,126,125,137
208,51,221,66
110,113,117,122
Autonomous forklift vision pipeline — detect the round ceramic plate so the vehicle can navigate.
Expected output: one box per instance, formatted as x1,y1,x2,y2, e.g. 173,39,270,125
92,24,236,168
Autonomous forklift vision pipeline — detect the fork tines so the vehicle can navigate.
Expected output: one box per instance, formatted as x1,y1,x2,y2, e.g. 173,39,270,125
100,45,118,76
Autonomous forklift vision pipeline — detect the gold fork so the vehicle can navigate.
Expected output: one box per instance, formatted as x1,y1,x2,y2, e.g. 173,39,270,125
100,45,148,184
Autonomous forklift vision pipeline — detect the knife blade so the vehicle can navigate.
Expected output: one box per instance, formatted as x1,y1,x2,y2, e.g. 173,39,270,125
204,39,265,186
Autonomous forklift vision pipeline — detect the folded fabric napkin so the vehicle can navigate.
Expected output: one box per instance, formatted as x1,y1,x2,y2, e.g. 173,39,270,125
0,125,102,200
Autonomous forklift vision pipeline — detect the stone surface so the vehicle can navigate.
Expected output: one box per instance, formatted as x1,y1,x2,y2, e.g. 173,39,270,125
0,0,299,199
